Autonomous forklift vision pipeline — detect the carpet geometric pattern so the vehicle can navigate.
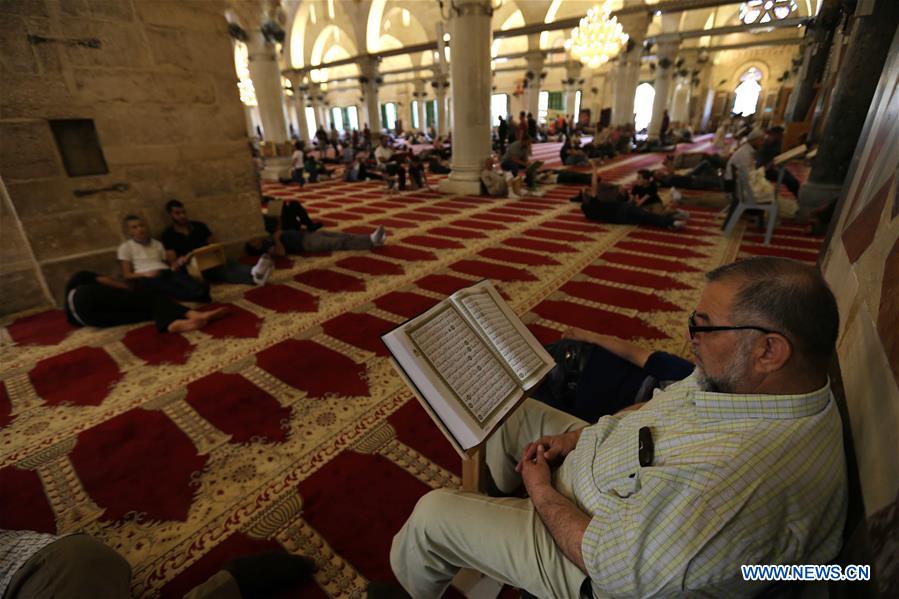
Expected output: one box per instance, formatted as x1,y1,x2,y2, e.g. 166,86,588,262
0,136,821,597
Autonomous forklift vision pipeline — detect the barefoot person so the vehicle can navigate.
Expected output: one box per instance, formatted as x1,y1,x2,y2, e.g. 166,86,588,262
64,271,228,333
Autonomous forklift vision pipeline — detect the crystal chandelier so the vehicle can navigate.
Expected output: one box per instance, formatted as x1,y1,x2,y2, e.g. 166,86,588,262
564,1,629,70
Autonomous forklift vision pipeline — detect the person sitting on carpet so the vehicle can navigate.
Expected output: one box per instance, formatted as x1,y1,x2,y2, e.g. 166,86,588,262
481,156,525,198
378,256,847,599
63,271,228,333
500,136,542,190
161,200,273,286
560,135,590,166
408,153,430,190
290,141,306,186
0,528,316,599
374,135,410,191
304,153,335,183
245,223,388,256
118,215,211,302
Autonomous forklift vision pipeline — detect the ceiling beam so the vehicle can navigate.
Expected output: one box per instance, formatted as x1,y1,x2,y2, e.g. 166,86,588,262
646,16,810,43
284,0,748,77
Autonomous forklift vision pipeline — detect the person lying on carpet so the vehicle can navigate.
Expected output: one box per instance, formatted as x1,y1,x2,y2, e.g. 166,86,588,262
161,199,274,287
0,528,316,599
245,223,388,256
375,256,847,599
277,199,324,232
652,153,724,191
118,215,211,303
628,169,664,210
530,326,694,423
572,177,689,230
63,271,228,333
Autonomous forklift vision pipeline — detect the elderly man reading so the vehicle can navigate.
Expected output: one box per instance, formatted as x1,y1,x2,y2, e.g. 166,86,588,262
387,257,847,598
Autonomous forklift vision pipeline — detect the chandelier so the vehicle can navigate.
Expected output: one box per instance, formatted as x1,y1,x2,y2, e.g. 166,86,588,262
564,1,629,70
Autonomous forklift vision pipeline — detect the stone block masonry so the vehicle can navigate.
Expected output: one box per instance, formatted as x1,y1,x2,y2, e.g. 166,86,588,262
0,0,263,315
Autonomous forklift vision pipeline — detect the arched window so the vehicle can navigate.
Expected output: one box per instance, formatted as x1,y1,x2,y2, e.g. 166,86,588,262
732,67,762,117
634,82,655,132
740,0,798,24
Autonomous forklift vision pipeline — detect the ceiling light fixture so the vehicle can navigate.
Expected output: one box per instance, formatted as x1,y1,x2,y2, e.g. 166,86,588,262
564,0,629,70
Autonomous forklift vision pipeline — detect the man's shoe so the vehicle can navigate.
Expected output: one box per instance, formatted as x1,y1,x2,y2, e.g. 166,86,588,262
366,581,412,599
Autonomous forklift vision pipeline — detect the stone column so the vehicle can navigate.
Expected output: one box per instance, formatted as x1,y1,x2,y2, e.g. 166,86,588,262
438,0,492,195
433,72,449,137
524,51,544,118
800,0,899,216
359,56,382,133
563,60,582,120
246,30,289,143
648,40,679,138
610,14,650,126
307,83,322,130
786,0,843,122
413,80,427,132
287,75,311,142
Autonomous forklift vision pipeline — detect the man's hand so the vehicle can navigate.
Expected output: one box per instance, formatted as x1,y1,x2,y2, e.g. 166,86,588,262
519,444,552,493
516,430,581,473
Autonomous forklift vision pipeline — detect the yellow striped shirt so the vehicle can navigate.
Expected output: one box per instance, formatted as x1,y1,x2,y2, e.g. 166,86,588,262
571,371,847,597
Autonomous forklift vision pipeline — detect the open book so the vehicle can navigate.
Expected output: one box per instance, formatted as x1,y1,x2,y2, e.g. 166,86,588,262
382,280,555,456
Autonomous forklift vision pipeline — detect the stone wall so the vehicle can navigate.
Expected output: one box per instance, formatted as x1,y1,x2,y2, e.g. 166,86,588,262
0,0,263,315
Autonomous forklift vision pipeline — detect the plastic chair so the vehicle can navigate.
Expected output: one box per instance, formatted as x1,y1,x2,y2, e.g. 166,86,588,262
721,164,778,246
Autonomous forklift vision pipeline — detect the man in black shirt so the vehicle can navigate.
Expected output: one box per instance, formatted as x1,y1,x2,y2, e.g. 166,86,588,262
161,200,272,286
629,169,663,208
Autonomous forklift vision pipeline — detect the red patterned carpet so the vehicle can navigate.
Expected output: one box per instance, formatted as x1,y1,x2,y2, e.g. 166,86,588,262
0,136,822,597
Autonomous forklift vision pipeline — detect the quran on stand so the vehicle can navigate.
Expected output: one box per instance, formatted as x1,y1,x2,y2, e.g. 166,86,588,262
382,280,555,457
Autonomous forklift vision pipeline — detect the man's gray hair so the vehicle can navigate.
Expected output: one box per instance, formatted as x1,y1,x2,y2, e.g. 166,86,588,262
706,257,839,369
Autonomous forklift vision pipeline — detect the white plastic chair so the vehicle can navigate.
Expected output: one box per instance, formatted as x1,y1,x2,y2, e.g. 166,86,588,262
722,164,778,246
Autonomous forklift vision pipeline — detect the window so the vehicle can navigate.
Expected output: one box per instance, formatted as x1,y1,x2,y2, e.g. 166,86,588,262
425,100,436,129
346,106,359,130
574,90,581,119
233,41,257,107
490,93,509,127
547,91,564,111
331,107,344,131
305,106,317,139
411,100,419,129
538,90,549,124
733,68,763,117
49,119,109,177
740,0,797,24
381,102,398,131
634,82,655,132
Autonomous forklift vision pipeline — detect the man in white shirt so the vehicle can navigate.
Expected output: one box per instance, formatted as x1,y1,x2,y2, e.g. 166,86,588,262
290,141,305,186
117,215,210,302
374,136,408,190
724,128,765,189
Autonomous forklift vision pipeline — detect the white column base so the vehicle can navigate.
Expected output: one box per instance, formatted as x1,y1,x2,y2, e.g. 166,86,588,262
261,156,291,182
438,174,483,196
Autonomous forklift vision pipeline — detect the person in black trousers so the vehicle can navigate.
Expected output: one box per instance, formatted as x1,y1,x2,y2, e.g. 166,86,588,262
64,271,228,333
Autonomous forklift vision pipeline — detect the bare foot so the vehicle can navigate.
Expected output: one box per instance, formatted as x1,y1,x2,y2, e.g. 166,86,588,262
167,319,203,333
187,306,230,326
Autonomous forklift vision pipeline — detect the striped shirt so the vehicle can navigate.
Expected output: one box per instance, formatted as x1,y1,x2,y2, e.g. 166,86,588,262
570,371,847,597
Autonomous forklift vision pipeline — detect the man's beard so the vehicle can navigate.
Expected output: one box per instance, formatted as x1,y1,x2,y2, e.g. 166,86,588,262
694,337,755,393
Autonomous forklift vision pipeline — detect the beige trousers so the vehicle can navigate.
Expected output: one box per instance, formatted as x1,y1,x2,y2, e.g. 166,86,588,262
390,399,590,599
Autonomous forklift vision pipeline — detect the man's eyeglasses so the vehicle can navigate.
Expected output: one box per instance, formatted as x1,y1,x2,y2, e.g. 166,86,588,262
688,311,784,340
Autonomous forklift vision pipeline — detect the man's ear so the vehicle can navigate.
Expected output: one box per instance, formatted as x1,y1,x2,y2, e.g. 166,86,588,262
755,334,792,373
